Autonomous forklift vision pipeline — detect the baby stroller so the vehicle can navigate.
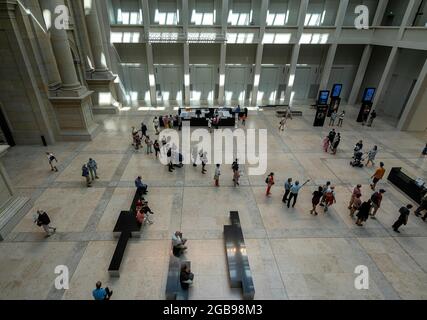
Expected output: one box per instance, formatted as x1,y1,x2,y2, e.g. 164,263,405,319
350,151,365,168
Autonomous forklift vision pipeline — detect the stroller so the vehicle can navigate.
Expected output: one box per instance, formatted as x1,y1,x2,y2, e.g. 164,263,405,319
350,150,365,168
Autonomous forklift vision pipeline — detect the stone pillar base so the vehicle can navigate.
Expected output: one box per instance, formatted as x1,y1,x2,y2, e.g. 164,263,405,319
49,90,98,141
86,73,119,114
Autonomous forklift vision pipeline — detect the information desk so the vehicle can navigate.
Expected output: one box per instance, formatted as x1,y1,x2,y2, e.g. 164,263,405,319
160,107,236,127
387,167,427,204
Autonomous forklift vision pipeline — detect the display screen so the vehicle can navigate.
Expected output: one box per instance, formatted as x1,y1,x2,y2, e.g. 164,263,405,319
318,90,330,105
363,88,376,102
331,84,342,98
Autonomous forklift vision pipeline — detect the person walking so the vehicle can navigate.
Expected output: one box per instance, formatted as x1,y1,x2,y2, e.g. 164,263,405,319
415,193,427,220
362,108,370,125
265,172,275,197
232,159,239,173
356,200,372,226
392,204,413,233
329,110,337,126
310,186,323,216
132,127,142,150
348,184,362,209
323,186,336,212
370,189,386,218
46,152,59,172
282,178,293,203
370,162,386,190
92,281,113,300
331,133,341,155
163,115,169,129
214,164,221,187
168,115,174,129
367,110,377,127
145,136,153,154
233,169,241,187
82,164,91,187
241,114,247,127
287,180,310,208
167,148,174,172
153,117,160,135
319,181,331,207
328,129,336,145
207,118,213,133
279,116,287,131
337,111,345,127
322,136,330,153
350,193,362,218
366,146,378,167
35,210,56,237
87,158,99,181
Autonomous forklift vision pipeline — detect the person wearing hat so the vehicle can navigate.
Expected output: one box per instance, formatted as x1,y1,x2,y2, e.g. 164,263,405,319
370,189,386,218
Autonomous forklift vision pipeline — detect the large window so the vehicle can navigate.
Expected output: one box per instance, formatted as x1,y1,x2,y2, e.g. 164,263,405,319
191,0,216,25
228,0,252,26
111,0,143,25
267,0,289,26
154,0,180,25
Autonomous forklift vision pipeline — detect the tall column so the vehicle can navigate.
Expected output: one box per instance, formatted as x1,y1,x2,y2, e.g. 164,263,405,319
284,0,309,105
397,58,427,131
39,0,97,140
142,0,157,107
348,45,372,105
372,0,389,26
217,0,228,105
39,0,82,91
372,46,398,107
182,0,190,106
250,0,268,106
398,0,419,39
83,0,118,113
317,0,348,92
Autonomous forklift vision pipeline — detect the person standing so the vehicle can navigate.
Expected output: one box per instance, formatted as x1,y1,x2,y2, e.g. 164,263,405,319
233,169,241,187
287,180,310,208
87,158,99,181
153,140,161,158
366,146,378,167
415,193,427,219
356,200,372,226
145,136,153,154
153,117,160,135
266,173,275,197
367,110,377,127
200,151,208,174
241,114,247,127
337,111,345,127
282,178,293,203
348,184,362,209
362,108,370,125
35,210,56,237
163,115,169,129
232,159,239,173
214,164,221,187
320,181,331,207
46,152,58,172
82,164,91,187
392,204,413,233
328,129,336,145
329,110,337,126
323,136,330,153
331,133,341,155
92,281,113,300
370,189,386,218
207,118,213,133
370,162,386,190
350,194,362,218
141,122,148,138
310,186,323,216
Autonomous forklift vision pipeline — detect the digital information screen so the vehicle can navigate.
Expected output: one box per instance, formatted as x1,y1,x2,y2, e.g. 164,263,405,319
363,88,376,102
331,84,342,98
318,90,330,105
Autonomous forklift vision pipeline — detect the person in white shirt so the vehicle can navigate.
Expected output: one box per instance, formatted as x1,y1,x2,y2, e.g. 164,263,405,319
153,117,160,135
46,152,58,172
200,150,208,174
214,164,221,187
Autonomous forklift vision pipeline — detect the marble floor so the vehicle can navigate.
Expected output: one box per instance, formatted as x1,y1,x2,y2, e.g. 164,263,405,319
0,104,426,300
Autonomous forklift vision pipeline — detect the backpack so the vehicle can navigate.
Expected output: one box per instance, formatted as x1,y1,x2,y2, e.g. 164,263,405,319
265,176,270,184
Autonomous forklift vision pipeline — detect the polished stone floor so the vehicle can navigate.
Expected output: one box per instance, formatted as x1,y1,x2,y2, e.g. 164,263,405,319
0,104,426,300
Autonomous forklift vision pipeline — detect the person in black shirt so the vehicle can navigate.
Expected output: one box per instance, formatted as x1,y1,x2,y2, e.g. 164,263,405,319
328,129,336,144
180,264,194,290
356,200,372,226
392,205,413,233
35,210,56,237
310,186,324,216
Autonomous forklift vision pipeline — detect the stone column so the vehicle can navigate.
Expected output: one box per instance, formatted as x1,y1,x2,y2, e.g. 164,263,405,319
83,0,118,113
38,0,98,140
348,45,372,105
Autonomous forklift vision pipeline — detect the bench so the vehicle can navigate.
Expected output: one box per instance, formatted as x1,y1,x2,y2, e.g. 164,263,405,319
108,191,143,277
165,252,191,300
224,211,255,300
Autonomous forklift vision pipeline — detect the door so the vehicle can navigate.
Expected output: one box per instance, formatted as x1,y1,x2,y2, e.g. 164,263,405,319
191,66,214,103
293,67,311,100
258,67,280,103
157,66,183,102
225,66,248,103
